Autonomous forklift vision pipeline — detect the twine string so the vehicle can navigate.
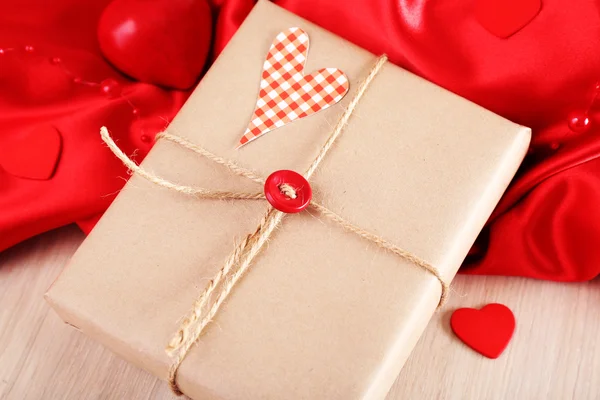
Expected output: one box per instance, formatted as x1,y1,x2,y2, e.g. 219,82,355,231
157,132,266,185
166,206,283,395
101,128,265,201
303,55,387,180
99,55,449,396
310,202,448,301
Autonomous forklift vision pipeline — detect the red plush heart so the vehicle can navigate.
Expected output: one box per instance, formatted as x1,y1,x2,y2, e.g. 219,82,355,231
97,0,212,90
450,303,515,359
0,125,62,180
475,0,541,38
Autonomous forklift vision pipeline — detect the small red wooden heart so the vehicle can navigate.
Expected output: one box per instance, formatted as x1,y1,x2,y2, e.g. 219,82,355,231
0,125,62,180
97,0,212,90
475,0,541,38
450,303,515,359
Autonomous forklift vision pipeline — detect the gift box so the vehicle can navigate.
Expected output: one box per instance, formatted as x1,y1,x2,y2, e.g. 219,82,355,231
45,1,531,399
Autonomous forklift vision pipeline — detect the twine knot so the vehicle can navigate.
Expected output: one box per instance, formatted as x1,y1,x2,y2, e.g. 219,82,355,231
278,183,297,199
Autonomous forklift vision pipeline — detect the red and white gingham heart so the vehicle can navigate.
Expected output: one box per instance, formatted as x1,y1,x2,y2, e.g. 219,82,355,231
239,27,349,147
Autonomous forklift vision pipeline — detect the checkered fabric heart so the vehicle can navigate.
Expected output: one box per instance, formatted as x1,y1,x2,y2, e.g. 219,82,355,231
239,27,349,147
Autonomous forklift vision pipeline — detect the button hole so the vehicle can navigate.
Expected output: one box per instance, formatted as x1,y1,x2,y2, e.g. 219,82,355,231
278,183,297,199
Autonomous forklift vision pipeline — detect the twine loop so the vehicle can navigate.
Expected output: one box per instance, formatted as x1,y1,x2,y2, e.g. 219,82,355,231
278,183,297,199
99,55,449,397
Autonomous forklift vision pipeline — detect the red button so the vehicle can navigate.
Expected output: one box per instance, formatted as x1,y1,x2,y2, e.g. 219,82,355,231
264,170,312,213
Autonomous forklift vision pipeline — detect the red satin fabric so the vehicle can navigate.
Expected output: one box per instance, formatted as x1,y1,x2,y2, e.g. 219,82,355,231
1,0,599,282
0,0,187,250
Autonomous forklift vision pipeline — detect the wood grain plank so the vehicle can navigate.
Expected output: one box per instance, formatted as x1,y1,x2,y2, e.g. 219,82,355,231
1,226,598,399
392,276,600,400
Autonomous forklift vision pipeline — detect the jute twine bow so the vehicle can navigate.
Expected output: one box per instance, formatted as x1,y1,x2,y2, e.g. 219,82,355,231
99,55,449,396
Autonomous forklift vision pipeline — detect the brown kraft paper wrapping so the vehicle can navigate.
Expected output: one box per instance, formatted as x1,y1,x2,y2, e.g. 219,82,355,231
45,1,531,399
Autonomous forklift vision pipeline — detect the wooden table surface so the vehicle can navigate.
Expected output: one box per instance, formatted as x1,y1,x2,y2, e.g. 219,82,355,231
1,225,599,400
